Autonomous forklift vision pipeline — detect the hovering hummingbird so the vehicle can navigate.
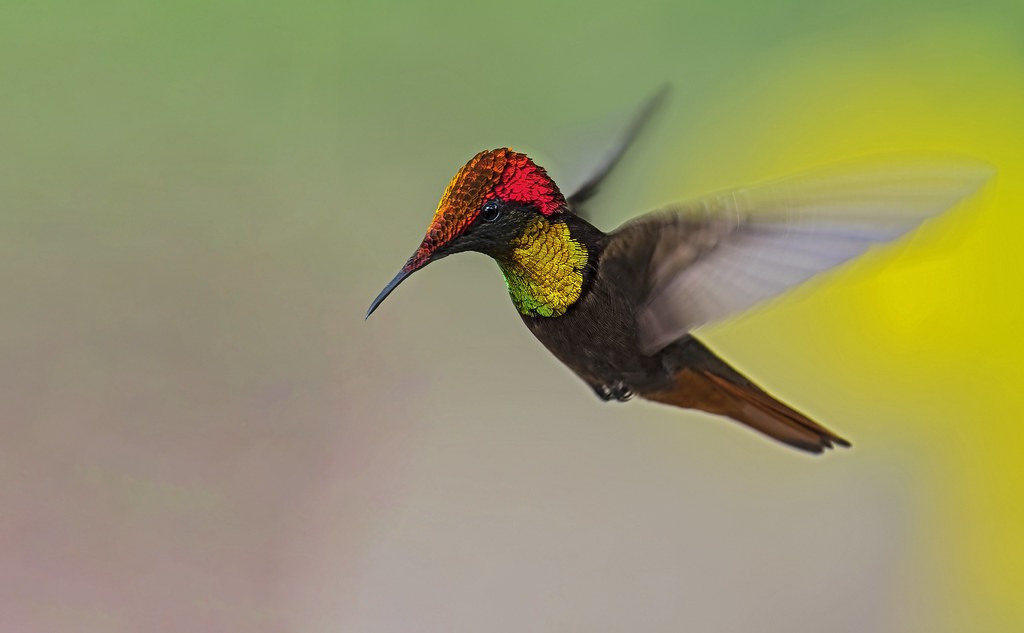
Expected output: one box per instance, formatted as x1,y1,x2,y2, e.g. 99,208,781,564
366,89,990,453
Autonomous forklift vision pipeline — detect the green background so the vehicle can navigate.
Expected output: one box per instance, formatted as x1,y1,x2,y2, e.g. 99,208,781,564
3,1,1023,631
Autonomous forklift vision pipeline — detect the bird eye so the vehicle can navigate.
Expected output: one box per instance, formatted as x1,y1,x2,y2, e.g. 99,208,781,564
481,199,502,222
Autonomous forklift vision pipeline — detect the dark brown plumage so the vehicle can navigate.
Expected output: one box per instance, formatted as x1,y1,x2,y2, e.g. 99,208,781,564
520,212,848,453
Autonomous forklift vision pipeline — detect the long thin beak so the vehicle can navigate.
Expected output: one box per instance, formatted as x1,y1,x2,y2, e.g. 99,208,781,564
367,211,457,319
366,245,437,319
365,266,414,319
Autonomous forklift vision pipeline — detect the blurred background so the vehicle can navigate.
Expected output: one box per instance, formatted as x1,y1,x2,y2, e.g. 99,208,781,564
2,1,1022,631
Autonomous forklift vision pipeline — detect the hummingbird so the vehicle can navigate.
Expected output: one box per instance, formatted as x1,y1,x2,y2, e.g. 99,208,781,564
366,90,990,454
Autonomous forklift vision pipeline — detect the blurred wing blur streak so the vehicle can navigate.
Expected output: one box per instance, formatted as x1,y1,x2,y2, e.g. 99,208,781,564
566,85,670,219
628,157,994,354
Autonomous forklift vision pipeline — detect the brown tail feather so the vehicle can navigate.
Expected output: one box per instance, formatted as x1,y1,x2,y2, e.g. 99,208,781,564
640,341,850,454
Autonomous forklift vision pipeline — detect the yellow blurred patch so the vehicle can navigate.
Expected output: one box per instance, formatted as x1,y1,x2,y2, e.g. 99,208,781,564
666,22,1024,629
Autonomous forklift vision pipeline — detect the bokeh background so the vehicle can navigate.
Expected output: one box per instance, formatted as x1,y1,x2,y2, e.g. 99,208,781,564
3,1,1022,631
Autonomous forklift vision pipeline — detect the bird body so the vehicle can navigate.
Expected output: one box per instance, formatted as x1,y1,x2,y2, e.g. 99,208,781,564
497,200,851,452
367,93,990,454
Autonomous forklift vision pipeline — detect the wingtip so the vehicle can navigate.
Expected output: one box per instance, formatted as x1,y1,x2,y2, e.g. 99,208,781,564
873,152,996,204
961,159,998,193
566,85,673,211
920,156,997,215
637,84,672,128
650,83,672,106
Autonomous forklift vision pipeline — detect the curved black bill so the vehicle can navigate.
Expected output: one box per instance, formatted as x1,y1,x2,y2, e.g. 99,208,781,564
365,267,413,319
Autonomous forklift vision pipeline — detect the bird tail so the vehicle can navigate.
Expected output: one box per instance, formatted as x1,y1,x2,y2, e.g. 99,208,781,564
639,337,850,454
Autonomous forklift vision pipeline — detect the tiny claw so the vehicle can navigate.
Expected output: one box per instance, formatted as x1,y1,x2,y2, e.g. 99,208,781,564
609,382,634,402
593,381,634,402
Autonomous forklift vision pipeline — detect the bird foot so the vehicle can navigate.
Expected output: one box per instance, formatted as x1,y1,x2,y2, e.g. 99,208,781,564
593,381,634,402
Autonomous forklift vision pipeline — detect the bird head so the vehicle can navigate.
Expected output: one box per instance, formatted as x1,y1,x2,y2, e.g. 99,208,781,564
366,148,567,317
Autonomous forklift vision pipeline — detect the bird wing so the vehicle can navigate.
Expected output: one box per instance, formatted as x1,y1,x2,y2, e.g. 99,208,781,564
607,156,994,354
565,85,670,219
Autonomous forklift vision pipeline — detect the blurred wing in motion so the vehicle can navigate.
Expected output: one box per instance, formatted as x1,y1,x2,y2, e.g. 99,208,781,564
566,85,670,219
612,156,994,354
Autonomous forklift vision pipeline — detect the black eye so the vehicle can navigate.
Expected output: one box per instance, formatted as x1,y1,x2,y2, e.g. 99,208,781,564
480,199,502,222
